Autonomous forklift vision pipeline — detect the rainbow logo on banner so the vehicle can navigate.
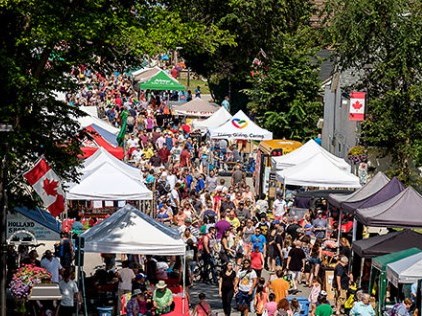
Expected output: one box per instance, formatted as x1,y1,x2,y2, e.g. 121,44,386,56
231,118,248,129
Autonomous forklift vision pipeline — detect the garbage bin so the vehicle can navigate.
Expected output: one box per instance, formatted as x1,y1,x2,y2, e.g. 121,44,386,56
97,306,113,316
287,296,310,316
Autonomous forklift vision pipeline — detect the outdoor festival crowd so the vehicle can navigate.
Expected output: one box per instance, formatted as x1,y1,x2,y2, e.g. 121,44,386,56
5,68,417,316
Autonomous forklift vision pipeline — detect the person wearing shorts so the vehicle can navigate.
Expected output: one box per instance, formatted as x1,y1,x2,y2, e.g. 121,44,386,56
334,256,353,315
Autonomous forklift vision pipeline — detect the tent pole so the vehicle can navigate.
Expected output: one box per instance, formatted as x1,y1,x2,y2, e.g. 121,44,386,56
417,280,421,316
336,209,342,255
282,181,286,200
358,257,364,288
182,253,186,314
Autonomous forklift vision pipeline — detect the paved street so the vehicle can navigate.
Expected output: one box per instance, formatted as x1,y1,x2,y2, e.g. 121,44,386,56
190,269,311,315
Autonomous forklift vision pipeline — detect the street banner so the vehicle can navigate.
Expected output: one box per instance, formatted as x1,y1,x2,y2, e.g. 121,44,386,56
349,91,366,121
23,158,65,217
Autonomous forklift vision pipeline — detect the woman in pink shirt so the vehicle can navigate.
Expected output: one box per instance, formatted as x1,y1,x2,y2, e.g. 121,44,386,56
250,245,264,278
264,293,278,316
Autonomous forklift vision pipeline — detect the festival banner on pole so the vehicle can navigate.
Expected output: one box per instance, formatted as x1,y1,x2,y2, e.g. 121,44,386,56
23,158,65,217
349,91,366,121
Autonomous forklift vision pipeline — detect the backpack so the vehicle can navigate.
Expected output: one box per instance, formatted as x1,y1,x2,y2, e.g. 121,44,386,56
389,303,401,316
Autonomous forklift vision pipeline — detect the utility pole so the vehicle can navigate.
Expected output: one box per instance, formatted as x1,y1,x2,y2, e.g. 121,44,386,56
0,123,13,316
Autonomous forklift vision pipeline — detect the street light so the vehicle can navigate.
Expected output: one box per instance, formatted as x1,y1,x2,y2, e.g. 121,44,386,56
1,123,13,316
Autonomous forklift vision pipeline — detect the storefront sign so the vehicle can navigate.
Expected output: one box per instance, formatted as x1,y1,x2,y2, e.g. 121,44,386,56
7,212,59,241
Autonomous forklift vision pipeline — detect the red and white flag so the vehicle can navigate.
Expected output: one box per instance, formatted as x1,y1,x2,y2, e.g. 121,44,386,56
349,91,366,121
23,158,65,217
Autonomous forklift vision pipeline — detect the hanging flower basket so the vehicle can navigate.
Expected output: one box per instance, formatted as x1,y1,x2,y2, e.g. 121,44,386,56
347,146,368,164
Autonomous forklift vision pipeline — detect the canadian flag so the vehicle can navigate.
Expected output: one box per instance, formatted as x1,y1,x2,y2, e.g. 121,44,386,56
349,91,366,121
23,158,65,217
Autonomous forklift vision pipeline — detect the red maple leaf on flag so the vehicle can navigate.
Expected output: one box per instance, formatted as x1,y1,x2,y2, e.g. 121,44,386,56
43,178,59,196
352,101,363,110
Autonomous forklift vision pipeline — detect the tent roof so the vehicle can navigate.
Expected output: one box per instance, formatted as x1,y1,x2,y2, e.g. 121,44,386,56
276,152,361,188
387,252,422,286
328,172,390,208
80,205,185,255
132,66,161,82
192,106,232,131
139,70,185,91
90,124,118,147
173,98,220,117
82,126,124,160
271,140,350,172
77,110,119,135
13,206,61,234
372,247,421,272
210,110,273,141
352,230,422,258
356,186,422,227
342,177,405,213
66,161,152,200
83,147,142,181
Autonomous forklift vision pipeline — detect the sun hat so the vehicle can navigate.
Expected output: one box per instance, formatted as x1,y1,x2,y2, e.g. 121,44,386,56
132,289,143,296
156,280,167,289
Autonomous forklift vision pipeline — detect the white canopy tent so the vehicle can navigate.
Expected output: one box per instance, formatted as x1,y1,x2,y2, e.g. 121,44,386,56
77,109,119,135
80,205,185,255
65,161,152,200
210,110,272,141
276,152,361,188
192,106,232,132
173,98,220,117
271,139,350,172
387,252,422,287
83,147,142,181
131,66,162,82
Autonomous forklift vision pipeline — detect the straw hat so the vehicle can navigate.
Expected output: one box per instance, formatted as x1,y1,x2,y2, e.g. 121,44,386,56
156,280,167,289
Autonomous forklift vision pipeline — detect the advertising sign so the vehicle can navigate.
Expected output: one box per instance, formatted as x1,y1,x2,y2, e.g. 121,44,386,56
7,212,59,241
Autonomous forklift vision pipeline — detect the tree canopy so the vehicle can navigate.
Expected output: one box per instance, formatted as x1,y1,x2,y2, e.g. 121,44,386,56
0,0,234,205
166,0,319,112
324,0,422,184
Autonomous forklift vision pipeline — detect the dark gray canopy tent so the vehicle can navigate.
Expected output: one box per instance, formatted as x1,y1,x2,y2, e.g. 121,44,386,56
328,172,389,208
342,177,405,212
353,229,422,258
356,187,422,228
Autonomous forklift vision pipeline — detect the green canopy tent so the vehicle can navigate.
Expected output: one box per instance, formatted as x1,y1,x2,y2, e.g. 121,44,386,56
139,70,185,91
370,247,422,314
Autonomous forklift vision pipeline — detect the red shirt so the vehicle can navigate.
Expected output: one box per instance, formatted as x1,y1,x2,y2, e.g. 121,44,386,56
180,149,191,167
158,147,171,163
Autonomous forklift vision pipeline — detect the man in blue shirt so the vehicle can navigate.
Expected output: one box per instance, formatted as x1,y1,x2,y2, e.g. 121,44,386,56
250,228,266,255
221,96,230,112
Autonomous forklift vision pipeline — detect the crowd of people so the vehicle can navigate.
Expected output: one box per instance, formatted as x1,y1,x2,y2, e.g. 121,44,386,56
6,67,418,316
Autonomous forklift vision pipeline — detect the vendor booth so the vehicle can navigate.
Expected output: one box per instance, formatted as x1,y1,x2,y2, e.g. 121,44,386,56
387,252,422,287
77,110,119,135
83,147,142,181
210,110,273,140
370,248,422,314
353,230,422,258
81,125,124,159
65,162,152,201
192,106,232,132
139,70,185,91
355,186,422,228
341,177,405,213
328,172,390,208
173,98,219,117
276,152,361,189
271,139,350,172
80,205,188,315
131,66,162,82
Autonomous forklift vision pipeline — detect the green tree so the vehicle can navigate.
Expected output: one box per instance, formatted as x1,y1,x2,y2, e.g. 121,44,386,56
324,0,422,184
0,0,233,205
243,29,322,140
165,0,315,110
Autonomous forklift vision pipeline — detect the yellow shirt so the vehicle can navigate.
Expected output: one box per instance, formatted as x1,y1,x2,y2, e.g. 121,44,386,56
226,216,241,229
143,148,154,159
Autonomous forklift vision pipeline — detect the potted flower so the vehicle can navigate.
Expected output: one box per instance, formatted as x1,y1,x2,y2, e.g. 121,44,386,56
9,264,52,314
